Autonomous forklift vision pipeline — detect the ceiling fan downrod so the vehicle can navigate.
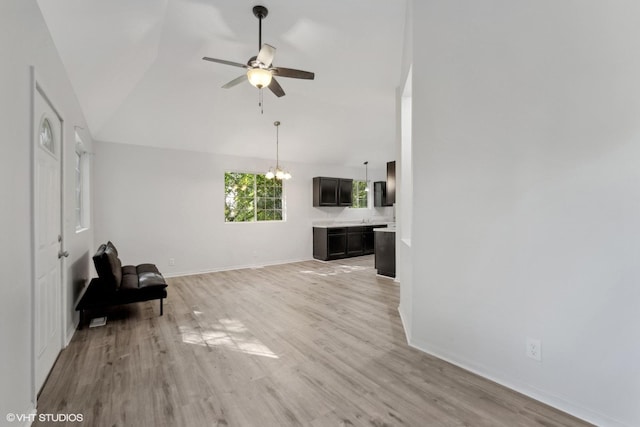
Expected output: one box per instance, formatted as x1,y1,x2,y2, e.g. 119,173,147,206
254,5,268,113
253,5,268,51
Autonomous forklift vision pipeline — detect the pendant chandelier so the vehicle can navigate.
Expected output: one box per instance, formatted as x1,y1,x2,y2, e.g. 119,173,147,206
364,161,370,192
265,121,291,180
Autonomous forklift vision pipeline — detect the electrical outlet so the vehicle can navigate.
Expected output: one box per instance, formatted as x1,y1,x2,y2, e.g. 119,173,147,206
526,338,542,362
169,258,175,266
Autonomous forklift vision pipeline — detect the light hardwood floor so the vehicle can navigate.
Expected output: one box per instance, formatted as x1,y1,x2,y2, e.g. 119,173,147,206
36,256,591,426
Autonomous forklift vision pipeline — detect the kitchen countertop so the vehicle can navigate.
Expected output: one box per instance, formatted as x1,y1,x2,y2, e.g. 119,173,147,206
374,227,396,233
312,221,394,229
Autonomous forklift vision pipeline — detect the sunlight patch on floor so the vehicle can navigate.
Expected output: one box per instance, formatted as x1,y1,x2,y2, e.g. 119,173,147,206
180,318,279,358
300,264,369,277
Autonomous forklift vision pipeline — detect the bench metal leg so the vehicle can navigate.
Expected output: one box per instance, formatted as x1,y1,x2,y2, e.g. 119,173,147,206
78,310,84,330
160,298,164,316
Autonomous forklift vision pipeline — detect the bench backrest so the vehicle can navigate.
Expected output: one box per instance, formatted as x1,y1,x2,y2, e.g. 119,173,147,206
93,242,122,291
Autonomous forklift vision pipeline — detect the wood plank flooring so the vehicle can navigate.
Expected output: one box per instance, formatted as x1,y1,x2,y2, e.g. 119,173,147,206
36,256,591,426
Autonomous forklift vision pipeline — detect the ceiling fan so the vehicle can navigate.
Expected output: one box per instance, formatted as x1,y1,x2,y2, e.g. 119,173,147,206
202,5,315,99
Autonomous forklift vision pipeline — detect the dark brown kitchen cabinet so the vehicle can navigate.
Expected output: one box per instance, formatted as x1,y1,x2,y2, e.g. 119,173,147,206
375,230,396,277
338,179,353,206
313,177,353,207
347,227,364,256
313,177,338,206
313,227,346,260
373,162,396,207
327,229,347,258
374,181,392,207
363,228,375,254
313,225,384,260
386,161,396,205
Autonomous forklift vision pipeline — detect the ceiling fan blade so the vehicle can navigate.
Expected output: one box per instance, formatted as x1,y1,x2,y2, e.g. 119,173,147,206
272,67,315,80
268,77,285,98
222,75,247,89
202,57,247,68
257,44,276,67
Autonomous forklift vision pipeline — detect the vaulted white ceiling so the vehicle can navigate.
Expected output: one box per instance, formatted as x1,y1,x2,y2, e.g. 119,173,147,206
37,0,407,167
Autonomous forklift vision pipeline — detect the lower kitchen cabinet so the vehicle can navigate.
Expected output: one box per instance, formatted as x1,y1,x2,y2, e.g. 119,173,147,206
374,229,396,277
347,227,364,256
313,225,385,261
327,229,347,258
363,229,375,254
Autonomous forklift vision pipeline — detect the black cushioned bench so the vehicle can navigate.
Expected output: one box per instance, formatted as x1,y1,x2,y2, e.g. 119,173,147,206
76,241,168,328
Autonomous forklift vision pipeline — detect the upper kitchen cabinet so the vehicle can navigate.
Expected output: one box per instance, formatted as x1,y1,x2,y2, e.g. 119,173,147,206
374,161,396,207
313,177,353,207
386,161,396,205
338,178,353,206
313,177,338,206
374,181,390,207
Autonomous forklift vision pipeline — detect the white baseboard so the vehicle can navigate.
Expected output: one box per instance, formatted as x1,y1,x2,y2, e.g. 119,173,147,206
65,324,76,347
407,336,630,427
397,305,411,344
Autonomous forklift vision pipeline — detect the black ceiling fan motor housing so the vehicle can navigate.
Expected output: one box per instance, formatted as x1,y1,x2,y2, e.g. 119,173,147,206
253,5,268,19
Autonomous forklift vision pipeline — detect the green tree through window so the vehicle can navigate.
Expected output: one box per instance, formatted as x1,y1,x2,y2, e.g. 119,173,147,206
225,172,283,222
352,180,368,208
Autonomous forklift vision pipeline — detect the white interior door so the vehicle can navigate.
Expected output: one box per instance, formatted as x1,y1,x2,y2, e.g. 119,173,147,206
33,84,63,393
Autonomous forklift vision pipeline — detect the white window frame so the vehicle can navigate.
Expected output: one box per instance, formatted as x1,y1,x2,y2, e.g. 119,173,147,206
74,131,90,232
224,171,285,223
351,180,369,209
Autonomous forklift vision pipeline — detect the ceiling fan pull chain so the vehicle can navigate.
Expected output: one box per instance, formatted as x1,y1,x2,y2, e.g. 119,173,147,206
259,88,264,114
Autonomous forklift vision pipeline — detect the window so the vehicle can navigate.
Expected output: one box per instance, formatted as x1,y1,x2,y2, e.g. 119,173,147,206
352,180,368,208
39,117,55,155
75,131,90,231
225,172,283,222
75,150,82,227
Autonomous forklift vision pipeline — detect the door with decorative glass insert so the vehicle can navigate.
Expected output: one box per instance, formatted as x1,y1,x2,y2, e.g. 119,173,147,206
33,84,63,393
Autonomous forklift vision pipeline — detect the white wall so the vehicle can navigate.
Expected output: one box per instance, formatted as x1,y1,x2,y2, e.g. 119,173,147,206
0,0,95,420
397,0,413,338
397,81,413,338
410,1,640,426
93,141,392,276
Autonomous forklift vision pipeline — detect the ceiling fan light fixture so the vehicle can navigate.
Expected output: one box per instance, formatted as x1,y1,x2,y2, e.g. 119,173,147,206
202,5,315,110
247,68,272,89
